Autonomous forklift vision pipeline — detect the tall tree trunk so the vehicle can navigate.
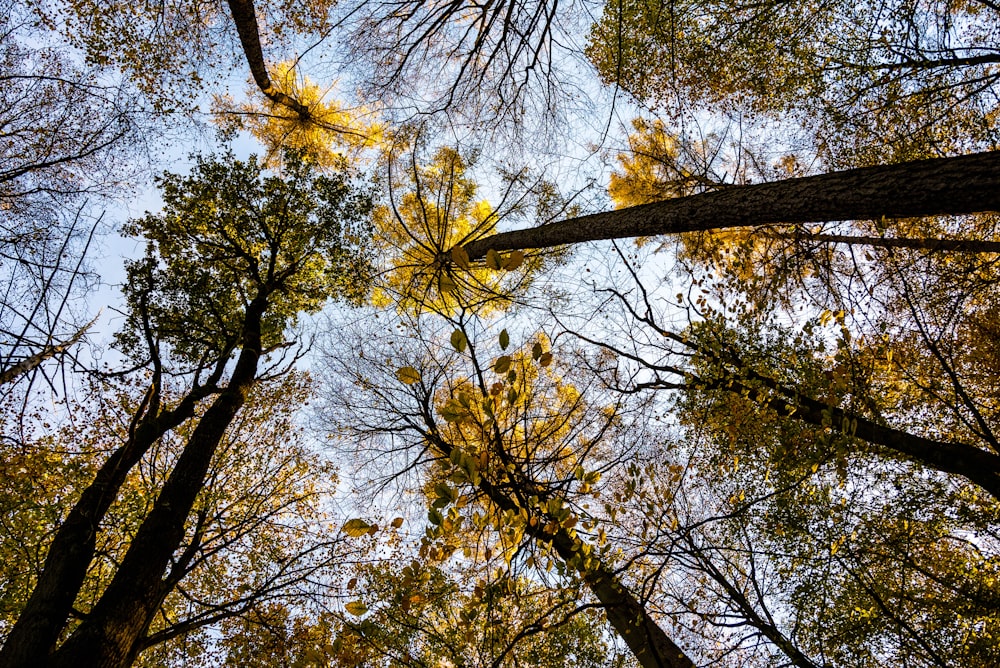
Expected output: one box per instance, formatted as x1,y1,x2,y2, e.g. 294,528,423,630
42,301,264,668
461,151,1000,259
0,317,96,386
724,372,1000,501
424,431,697,668
0,389,211,668
225,0,311,117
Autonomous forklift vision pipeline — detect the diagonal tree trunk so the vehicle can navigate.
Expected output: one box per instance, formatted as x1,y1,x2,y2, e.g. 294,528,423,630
421,427,697,668
0,316,96,386
225,0,312,117
461,151,1000,260
0,386,216,668
43,299,266,668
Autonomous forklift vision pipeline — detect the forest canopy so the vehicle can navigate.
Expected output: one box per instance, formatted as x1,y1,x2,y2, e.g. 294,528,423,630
1,0,999,667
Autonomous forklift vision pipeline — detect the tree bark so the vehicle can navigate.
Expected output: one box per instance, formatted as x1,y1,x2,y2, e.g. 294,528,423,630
461,151,1000,260
740,374,1000,501
39,300,264,668
0,316,96,386
43,300,265,668
0,388,212,668
224,0,312,117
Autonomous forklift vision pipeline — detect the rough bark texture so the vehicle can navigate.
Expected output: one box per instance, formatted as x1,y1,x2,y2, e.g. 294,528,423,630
225,0,312,117
0,390,210,668
462,151,1000,259
43,299,265,668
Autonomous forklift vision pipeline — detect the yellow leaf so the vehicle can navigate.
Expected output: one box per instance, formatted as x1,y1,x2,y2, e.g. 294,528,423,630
502,250,525,270
396,367,421,384
451,245,471,269
485,248,502,270
345,600,368,616
391,517,404,529
539,352,553,367
342,519,374,537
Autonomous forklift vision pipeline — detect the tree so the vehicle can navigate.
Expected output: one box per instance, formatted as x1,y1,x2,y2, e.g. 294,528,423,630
212,59,385,171
371,142,561,317
321,311,697,668
0,151,374,668
325,562,630,667
0,372,352,667
336,0,588,129
458,150,1000,260
548,241,1000,664
586,0,1000,164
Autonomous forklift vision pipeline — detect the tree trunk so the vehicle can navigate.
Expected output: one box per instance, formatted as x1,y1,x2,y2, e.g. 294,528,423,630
225,0,311,117
553,534,696,668
747,376,1000,501
0,317,96,386
42,300,264,668
425,432,697,668
461,151,1000,259
0,391,209,668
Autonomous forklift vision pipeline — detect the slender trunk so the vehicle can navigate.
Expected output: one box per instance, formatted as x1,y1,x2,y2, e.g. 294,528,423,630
752,378,1000,500
224,0,311,117
769,231,1000,254
42,300,265,668
675,358,1000,500
425,433,696,668
0,316,96,386
552,534,696,668
688,542,820,668
461,151,1000,259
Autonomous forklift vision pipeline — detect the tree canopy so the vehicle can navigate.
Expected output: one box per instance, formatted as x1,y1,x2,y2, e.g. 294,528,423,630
2,0,1000,667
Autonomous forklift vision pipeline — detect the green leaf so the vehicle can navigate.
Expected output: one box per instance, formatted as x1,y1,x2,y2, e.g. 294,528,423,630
434,481,457,504
499,329,510,350
531,342,543,360
450,329,468,353
439,399,465,423
428,508,444,526
342,518,374,537
396,367,421,384
494,355,512,374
